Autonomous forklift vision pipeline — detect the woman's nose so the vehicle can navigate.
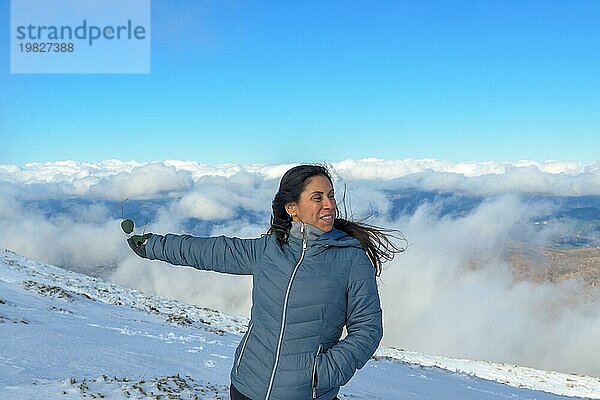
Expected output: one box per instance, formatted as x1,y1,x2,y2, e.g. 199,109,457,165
323,197,335,210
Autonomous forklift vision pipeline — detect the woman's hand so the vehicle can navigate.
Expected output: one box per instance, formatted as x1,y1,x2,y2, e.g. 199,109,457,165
127,233,152,258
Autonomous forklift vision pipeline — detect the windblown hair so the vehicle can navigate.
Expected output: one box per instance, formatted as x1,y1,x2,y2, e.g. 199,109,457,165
267,164,405,275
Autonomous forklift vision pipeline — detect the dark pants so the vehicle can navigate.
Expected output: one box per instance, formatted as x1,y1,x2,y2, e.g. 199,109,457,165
230,383,252,400
230,384,341,400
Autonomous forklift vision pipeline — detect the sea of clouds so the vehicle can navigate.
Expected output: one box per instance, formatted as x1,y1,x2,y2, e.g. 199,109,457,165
1,158,599,376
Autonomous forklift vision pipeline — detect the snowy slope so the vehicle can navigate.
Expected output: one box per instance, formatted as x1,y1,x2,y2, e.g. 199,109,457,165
1,249,598,400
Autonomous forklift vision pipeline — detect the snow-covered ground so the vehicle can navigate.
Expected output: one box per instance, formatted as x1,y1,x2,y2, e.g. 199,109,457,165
1,249,598,399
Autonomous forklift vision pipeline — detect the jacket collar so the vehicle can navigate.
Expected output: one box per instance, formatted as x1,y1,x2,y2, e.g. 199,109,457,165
289,221,324,241
288,221,362,248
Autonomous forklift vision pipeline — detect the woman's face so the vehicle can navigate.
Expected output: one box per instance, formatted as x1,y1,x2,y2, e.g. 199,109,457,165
286,175,336,232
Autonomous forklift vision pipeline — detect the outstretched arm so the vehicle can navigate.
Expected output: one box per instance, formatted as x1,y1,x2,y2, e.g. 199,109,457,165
143,233,268,275
315,253,383,388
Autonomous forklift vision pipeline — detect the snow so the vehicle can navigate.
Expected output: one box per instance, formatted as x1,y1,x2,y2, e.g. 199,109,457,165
1,249,598,399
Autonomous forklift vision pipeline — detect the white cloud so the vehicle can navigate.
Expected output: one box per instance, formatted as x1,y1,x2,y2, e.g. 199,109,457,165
111,255,254,318
176,192,235,220
0,158,599,376
332,159,600,196
0,194,127,269
90,163,194,200
2,158,599,196
379,196,600,376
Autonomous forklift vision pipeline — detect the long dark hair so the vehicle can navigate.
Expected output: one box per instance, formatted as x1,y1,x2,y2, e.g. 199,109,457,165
267,164,405,275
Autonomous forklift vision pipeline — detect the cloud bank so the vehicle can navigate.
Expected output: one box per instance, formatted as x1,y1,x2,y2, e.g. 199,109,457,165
380,196,600,376
2,158,600,197
0,158,599,377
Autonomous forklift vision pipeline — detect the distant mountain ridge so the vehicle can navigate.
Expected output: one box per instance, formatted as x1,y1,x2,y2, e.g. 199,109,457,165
20,190,600,249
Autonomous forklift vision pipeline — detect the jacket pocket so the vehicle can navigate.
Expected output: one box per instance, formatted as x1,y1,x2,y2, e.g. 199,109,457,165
311,344,323,399
235,324,254,375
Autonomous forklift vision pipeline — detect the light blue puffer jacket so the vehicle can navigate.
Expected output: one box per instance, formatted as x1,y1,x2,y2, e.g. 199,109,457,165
145,222,383,400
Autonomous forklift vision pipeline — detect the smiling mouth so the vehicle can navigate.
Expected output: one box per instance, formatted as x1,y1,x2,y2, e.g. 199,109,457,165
320,215,333,222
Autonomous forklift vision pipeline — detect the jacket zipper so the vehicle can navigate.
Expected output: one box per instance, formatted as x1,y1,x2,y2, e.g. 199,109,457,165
312,344,323,399
235,323,254,375
264,223,308,400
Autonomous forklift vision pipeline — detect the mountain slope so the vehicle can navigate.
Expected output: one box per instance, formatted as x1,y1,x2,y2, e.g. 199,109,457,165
1,249,598,400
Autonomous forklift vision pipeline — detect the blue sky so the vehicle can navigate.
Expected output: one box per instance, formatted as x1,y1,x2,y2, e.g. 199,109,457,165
1,0,599,166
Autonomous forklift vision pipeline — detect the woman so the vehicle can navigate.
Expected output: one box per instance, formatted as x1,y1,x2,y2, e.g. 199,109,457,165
127,164,402,400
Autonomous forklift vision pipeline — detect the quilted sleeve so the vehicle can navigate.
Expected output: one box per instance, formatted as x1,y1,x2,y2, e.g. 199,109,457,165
145,233,268,275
